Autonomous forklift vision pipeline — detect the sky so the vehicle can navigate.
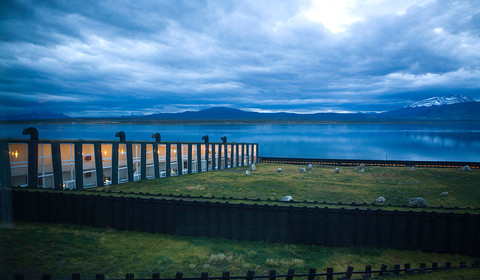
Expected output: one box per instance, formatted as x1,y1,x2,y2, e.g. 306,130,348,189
1,0,480,117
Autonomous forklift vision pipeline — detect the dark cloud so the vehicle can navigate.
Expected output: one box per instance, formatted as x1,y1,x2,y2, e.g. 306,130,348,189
1,0,479,117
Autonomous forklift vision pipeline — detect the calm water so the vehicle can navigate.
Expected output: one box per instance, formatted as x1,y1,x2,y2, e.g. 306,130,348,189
1,123,479,162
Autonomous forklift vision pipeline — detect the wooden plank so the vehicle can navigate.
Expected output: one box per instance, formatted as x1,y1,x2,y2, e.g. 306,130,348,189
51,142,63,190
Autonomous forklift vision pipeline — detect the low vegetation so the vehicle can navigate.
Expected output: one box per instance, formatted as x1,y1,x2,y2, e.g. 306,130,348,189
3,164,479,279
96,163,480,209
1,223,479,279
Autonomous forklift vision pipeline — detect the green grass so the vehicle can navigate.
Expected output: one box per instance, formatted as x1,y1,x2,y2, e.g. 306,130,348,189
1,223,479,279
3,164,479,279
95,163,480,209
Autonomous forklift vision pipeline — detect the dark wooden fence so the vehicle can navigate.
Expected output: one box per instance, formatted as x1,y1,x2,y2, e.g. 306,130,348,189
260,157,480,169
8,189,480,257
12,261,480,280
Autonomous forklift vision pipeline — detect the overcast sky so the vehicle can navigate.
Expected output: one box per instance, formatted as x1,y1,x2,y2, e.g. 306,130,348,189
1,0,480,117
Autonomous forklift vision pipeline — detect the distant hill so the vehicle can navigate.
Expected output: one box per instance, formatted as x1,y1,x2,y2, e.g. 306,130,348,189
382,95,480,121
0,112,71,121
404,94,476,108
2,95,478,123
139,107,377,122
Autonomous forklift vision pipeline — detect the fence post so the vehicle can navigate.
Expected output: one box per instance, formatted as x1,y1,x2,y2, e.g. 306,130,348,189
197,144,202,173
141,143,146,180
308,268,316,280
112,143,119,185
166,143,171,177
27,138,39,188
74,143,83,189
345,266,354,279
419,263,426,274
432,262,438,271
153,143,159,178
286,268,295,280
269,270,277,280
94,143,104,187
175,272,184,280
177,143,182,176
125,273,134,279
326,267,334,280
51,142,63,190
393,264,400,275
201,272,208,280
126,143,133,182
222,271,230,280
404,263,413,274
379,264,388,276
363,265,371,278
246,270,254,280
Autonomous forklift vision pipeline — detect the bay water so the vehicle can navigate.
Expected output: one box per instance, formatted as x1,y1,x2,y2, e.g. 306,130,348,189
1,122,479,162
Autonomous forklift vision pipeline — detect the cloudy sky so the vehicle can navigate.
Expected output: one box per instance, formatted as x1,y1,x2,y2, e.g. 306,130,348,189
1,0,480,117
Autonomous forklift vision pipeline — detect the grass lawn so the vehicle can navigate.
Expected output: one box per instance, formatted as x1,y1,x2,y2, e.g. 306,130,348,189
95,163,480,210
2,164,479,279
1,223,479,279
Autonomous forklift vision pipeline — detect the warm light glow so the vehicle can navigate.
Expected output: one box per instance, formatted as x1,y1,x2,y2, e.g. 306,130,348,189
104,150,107,155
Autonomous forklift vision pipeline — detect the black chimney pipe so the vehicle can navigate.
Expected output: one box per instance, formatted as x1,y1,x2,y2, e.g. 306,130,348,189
115,131,126,142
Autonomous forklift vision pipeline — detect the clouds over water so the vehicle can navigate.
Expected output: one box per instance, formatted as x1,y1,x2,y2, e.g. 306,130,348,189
1,0,480,116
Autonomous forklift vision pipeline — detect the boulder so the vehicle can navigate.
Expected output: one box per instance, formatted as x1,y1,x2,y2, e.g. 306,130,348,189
440,192,448,196
375,196,385,203
281,196,293,202
251,164,256,171
276,168,282,172
245,170,250,176
411,166,416,171
334,167,339,173
307,164,313,170
359,168,365,174
409,197,427,207
357,163,365,170
462,165,471,171
299,168,306,174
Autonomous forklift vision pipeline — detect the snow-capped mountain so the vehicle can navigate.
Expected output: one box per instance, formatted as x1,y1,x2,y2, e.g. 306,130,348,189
405,95,476,108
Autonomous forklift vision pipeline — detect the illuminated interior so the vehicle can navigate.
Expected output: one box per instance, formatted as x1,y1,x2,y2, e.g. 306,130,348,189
182,144,189,174
82,144,96,188
118,144,128,183
60,143,75,189
9,143,28,187
208,144,212,170
146,144,154,179
227,145,231,168
37,144,54,189
170,144,178,176
201,144,206,172
133,144,141,181
191,144,198,173
158,144,166,177
101,144,112,185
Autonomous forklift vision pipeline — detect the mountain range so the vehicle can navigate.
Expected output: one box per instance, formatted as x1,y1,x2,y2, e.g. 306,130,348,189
2,95,479,122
